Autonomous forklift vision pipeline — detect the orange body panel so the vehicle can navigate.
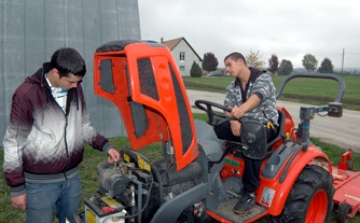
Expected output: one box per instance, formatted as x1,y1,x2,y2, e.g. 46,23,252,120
258,146,330,216
93,41,198,171
221,154,246,179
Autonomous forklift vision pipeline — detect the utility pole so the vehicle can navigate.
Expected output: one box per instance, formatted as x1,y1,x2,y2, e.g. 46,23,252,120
341,48,345,75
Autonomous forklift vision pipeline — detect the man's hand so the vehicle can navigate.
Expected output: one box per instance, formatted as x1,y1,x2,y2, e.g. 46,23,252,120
231,94,261,119
231,106,246,119
12,194,26,210
107,148,121,163
230,121,241,136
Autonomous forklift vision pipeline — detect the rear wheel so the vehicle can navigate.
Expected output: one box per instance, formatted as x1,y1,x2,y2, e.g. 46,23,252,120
272,165,334,223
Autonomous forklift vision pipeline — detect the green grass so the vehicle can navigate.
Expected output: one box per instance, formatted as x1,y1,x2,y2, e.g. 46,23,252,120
183,75,360,111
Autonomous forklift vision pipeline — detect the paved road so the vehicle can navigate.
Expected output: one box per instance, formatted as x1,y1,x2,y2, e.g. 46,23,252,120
186,89,360,153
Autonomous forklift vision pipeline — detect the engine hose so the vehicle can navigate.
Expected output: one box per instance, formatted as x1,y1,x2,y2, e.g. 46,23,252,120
99,168,154,221
121,148,165,204
121,167,154,219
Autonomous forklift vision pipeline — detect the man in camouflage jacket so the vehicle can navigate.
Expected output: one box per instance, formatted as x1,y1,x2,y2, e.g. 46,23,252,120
214,52,278,214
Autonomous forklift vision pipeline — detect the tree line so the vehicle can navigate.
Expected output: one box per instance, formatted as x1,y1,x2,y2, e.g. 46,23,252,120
190,51,336,77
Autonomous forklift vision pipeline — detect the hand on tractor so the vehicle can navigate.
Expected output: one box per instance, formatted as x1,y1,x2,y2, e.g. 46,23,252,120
231,106,246,119
230,120,241,136
107,148,121,164
11,194,26,210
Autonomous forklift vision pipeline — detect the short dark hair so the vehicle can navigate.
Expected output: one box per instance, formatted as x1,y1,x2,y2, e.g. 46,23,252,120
224,52,247,66
50,47,86,77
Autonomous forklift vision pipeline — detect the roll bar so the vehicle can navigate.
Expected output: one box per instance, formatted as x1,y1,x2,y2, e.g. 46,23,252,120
275,73,346,103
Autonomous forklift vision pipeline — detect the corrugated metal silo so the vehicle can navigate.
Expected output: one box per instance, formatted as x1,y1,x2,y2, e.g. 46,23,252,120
0,0,141,144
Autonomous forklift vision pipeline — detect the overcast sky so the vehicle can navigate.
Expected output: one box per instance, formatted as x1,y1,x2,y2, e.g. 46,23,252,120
138,0,360,69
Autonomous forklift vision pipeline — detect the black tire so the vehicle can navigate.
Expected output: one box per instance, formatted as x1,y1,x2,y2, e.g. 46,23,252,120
272,165,334,223
347,160,354,171
336,202,352,223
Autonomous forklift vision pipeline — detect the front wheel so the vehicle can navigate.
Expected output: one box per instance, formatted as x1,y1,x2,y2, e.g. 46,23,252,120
272,165,334,223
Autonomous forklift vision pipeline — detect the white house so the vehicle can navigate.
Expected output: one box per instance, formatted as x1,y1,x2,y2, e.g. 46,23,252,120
161,37,202,76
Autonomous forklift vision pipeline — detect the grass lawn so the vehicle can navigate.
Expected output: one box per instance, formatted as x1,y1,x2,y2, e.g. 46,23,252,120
183,75,360,111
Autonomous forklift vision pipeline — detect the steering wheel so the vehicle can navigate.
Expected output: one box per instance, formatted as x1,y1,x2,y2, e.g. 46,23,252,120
194,99,236,126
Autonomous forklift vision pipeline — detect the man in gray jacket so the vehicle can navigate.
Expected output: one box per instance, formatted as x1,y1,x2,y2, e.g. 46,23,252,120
214,52,278,214
3,47,120,223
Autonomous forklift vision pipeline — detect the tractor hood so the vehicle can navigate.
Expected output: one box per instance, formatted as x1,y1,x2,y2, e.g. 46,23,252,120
93,40,198,171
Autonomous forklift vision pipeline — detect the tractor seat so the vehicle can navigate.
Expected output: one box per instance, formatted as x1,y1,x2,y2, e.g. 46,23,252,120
265,109,287,156
225,109,287,160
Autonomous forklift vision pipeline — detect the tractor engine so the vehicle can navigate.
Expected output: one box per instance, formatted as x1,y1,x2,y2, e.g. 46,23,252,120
83,159,158,223
83,150,204,223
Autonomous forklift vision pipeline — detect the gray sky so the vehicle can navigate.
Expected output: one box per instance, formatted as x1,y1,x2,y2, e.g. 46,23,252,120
138,0,360,69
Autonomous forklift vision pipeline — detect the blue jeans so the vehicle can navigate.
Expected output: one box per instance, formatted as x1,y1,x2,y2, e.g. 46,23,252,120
25,174,82,223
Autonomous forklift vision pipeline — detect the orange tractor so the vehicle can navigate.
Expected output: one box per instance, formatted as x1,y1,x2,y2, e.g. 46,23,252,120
75,40,356,223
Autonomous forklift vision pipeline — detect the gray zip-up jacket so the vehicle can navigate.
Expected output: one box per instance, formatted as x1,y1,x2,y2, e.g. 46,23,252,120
3,63,112,196
224,68,278,126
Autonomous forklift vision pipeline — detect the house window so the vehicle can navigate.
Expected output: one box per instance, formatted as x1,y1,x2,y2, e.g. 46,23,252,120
179,52,185,61
179,65,185,71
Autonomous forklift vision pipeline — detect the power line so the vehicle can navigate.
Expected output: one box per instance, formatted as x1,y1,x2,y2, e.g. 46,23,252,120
341,48,344,75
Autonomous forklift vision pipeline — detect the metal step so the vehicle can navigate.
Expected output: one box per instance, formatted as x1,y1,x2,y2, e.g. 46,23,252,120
208,198,268,222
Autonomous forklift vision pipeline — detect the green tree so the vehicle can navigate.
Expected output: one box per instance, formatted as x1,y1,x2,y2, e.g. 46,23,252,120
278,59,293,76
202,52,218,72
268,54,279,77
190,61,203,77
318,58,334,73
246,50,265,70
302,54,318,72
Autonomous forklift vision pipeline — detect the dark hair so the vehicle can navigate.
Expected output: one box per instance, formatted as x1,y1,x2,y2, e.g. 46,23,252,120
50,47,86,77
224,52,247,66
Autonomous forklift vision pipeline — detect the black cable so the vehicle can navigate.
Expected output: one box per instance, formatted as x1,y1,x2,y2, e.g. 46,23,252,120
120,167,154,219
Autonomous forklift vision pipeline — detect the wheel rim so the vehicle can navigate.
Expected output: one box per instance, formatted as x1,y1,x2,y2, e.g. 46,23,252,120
306,189,328,222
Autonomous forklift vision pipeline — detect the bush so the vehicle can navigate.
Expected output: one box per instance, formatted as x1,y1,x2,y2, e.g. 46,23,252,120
190,61,203,77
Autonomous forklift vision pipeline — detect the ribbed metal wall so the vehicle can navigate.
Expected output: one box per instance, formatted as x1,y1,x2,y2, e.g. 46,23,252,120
0,0,141,145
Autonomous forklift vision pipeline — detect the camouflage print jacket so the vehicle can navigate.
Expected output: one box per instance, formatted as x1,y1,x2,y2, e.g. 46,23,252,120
224,67,278,126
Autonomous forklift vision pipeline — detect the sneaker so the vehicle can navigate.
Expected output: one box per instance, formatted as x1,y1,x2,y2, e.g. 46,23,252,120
233,192,255,214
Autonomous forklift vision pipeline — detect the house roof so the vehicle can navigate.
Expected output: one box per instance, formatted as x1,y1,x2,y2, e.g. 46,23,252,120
161,37,202,61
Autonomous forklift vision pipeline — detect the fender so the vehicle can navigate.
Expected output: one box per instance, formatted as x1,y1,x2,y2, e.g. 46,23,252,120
257,142,330,216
